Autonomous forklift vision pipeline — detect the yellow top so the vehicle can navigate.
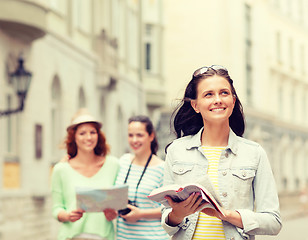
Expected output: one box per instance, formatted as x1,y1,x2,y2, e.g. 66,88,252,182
192,146,226,240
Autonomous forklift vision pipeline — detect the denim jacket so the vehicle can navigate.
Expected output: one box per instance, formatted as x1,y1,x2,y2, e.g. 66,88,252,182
161,128,282,240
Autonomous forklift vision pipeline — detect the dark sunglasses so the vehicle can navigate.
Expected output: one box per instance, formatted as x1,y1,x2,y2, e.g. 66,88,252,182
193,65,228,78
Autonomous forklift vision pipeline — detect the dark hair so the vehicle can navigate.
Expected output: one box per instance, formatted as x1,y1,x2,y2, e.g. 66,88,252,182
65,122,110,158
171,67,245,139
128,115,159,155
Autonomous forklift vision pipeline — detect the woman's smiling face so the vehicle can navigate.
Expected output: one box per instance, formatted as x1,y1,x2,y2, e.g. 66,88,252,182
75,123,98,153
128,121,154,155
191,75,235,125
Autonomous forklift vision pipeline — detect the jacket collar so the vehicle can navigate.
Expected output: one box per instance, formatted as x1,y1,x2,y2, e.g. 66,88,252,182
226,129,238,155
186,127,238,155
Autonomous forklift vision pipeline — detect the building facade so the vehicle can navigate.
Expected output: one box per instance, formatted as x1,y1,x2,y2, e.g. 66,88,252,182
161,0,308,196
0,0,164,239
1,0,308,239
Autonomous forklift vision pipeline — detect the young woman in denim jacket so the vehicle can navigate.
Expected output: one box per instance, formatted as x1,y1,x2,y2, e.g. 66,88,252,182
162,66,282,240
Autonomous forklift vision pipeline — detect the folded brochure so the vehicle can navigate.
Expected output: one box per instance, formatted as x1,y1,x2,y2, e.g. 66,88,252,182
76,184,128,212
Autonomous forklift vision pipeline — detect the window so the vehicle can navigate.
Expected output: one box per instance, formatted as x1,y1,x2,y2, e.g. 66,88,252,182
245,66,252,104
276,32,282,63
50,0,60,9
290,87,295,120
145,24,152,36
289,38,294,69
99,96,106,130
278,84,283,117
73,0,91,33
284,0,291,16
298,0,304,23
118,0,126,60
282,177,287,190
5,94,18,155
3,57,19,189
3,94,20,189
78,87,86,108
111,0,120,37
115,107,125,156
51,76,62,162
127,9,138,69
145,43,151,70
303,93,307,124
274,0,280,9
2,95,21,189
49,0,67,15
245,4,253,105
144,24,157,73
6,95,12,153
300,44,305,75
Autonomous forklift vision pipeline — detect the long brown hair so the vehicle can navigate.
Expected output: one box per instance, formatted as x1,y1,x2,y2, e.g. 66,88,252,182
171,67,245,138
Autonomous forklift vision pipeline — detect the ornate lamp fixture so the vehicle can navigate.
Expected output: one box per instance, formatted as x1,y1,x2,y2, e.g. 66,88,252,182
0,57,32,117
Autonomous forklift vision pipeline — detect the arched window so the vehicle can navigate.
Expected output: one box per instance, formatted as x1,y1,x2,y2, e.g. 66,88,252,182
73,0,91,33
294,138,305,190
78,87,86,108
99,95,106,128
3,55,19,158
51,76,63,162
2,55,20,189
280,135,289,191
305,141,308,185
116,107,126,156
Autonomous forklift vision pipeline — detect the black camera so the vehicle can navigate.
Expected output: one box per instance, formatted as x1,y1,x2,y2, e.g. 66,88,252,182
118,200,137,215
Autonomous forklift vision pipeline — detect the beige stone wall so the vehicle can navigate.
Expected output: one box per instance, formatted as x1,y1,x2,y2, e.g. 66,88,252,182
0,193,58,240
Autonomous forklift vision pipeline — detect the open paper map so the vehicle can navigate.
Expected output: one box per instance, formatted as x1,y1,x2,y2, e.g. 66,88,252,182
76,184,128,212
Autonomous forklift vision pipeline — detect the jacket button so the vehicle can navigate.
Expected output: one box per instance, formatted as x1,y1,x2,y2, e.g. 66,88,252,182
225,152,228,158
222,192,228,197
222,171,227,176
179,168,183,173
242,171,246,177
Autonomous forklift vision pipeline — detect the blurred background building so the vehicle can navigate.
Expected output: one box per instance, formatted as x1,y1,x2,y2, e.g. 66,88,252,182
162,0,308,192
0,0,164,239
0,0,307,239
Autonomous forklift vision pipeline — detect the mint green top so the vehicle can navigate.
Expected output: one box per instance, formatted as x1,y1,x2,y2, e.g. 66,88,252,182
51,155,120,240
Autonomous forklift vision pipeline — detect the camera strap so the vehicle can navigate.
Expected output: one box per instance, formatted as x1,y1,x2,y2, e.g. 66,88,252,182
124,153,153,204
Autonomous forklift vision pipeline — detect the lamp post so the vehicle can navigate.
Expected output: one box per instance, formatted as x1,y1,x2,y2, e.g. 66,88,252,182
0,57,32,117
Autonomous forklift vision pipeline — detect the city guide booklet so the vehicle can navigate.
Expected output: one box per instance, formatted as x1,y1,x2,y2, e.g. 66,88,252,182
148,183,225,217
76,184,128,212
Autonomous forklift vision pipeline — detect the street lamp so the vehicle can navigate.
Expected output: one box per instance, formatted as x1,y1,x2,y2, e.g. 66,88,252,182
0,56,32,117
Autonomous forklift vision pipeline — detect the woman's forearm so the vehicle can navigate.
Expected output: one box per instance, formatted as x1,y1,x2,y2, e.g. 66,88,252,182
221,209,243,228
167,211,184,226
140,207,162,219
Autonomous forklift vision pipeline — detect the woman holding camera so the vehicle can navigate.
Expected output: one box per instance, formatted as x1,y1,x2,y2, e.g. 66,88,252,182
115,115,169,240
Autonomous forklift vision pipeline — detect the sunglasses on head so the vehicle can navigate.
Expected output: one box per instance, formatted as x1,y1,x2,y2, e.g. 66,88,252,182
193,65,228,78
